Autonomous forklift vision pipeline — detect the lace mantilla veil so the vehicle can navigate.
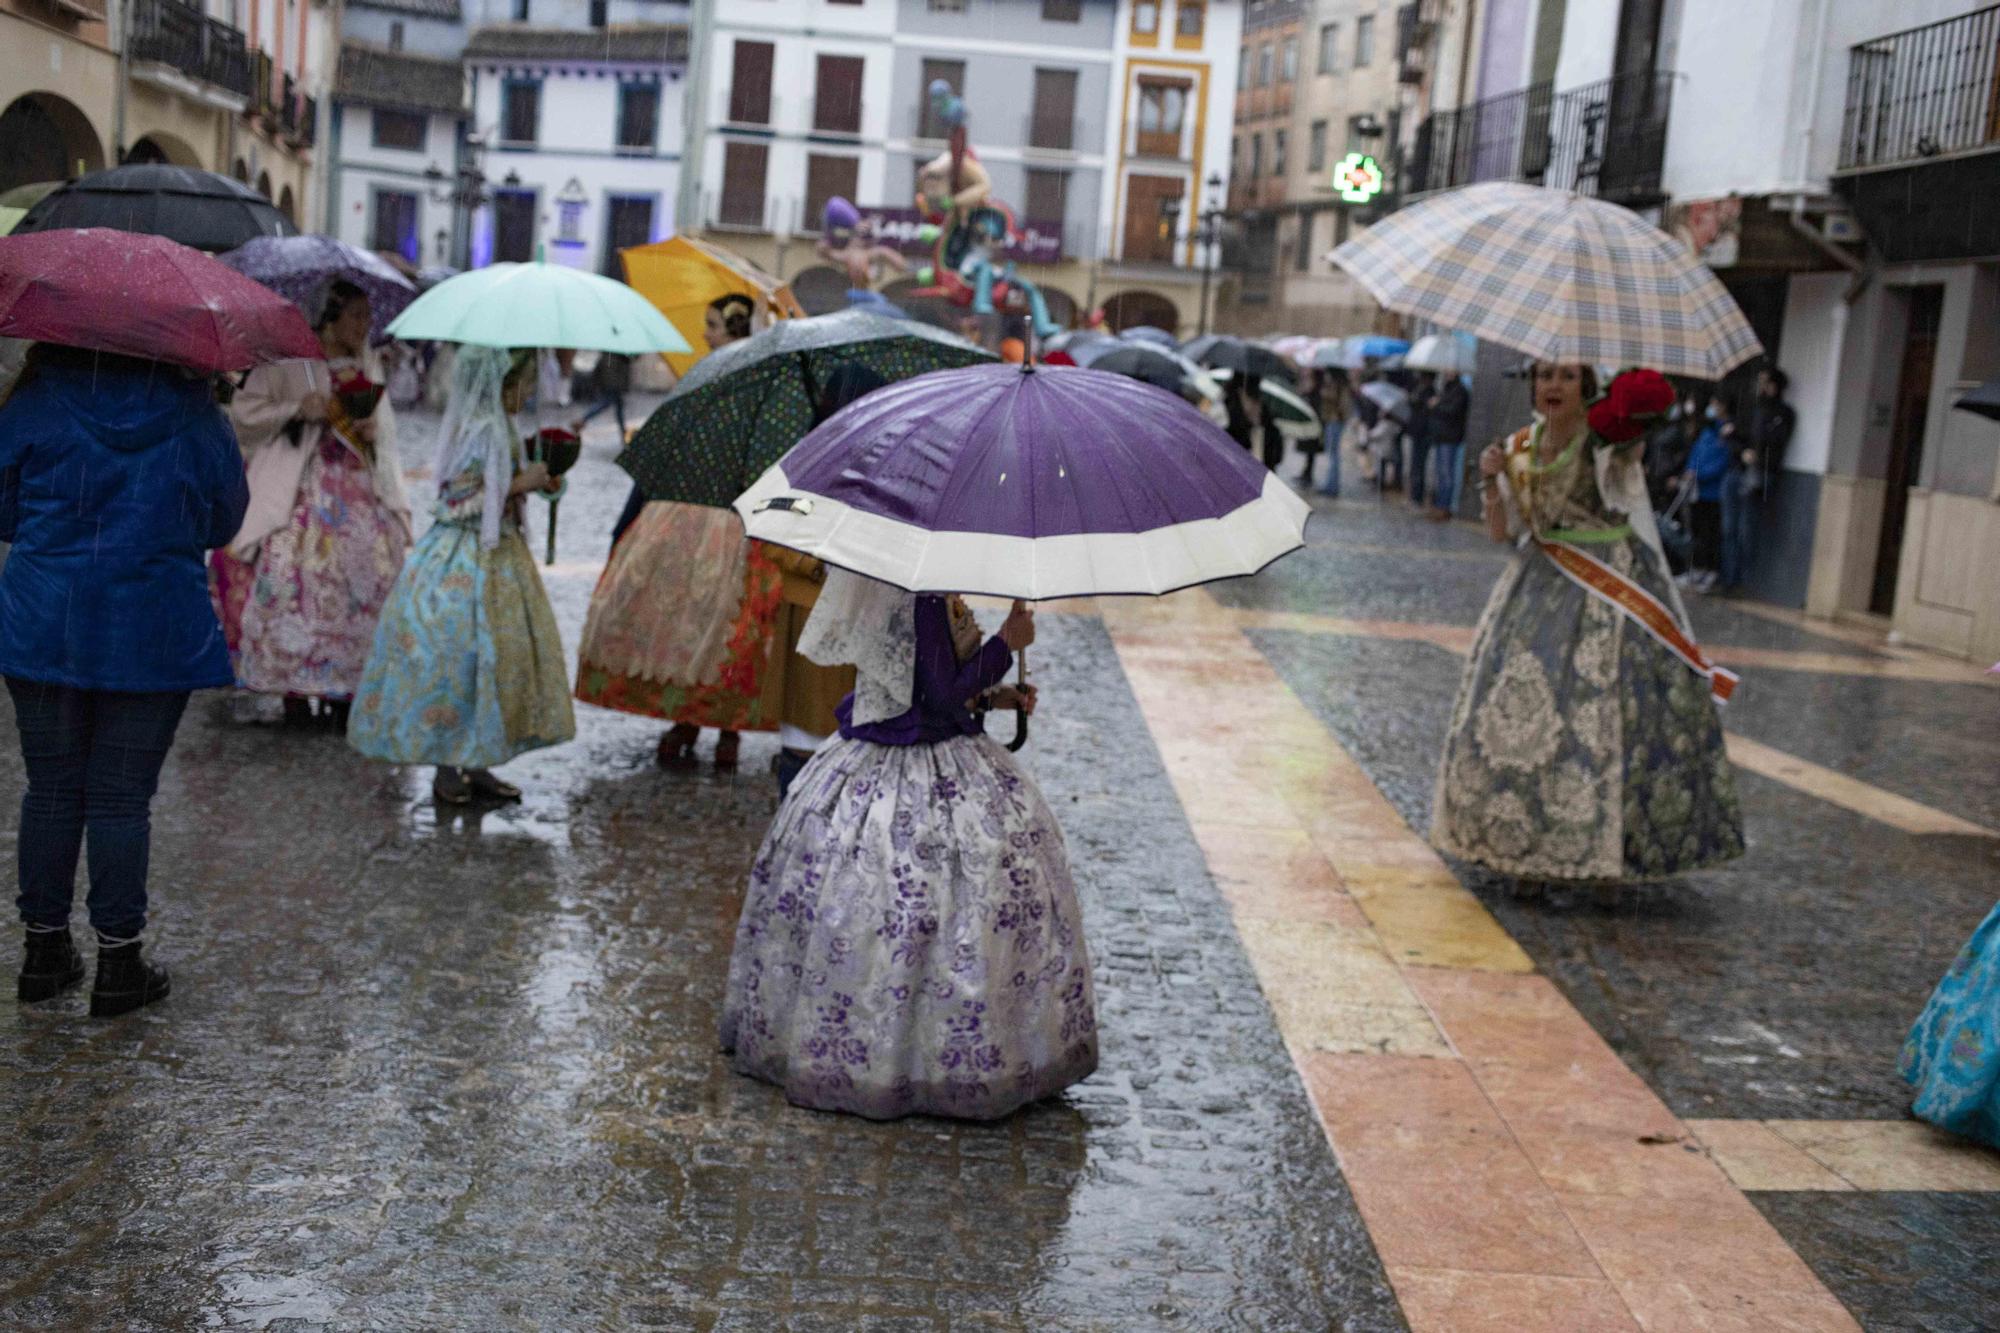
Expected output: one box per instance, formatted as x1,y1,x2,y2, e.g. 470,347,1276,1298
799,567,917,726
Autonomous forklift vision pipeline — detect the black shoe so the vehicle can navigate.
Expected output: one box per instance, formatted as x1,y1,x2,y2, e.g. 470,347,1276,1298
320,698,352,733
89,941,171,1018
282,697,315,728
18,929,85,1003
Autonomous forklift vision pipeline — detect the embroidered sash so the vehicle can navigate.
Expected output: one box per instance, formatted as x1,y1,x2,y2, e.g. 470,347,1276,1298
1537,537,1739,704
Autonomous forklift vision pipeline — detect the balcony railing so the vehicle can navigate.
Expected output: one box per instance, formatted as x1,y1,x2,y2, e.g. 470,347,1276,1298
1839,4,2000,171
1406,70,1673,206
129,0,252,98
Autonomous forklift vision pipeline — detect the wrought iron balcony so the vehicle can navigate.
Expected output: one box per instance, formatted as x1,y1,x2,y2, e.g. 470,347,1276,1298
1839,4,2000,171
129,0,252,99
1406,70,1673,207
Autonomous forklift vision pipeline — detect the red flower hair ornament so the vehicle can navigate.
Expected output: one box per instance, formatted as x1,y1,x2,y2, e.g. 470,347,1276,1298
1587,368,1676,443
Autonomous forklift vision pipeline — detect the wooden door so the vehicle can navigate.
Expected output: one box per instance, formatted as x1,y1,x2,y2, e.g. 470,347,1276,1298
1871,285,1943,615
1123,173,1183,263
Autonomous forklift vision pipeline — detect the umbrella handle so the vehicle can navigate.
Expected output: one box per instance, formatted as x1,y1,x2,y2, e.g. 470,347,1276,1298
545,497,558,566
1006,649,1029,753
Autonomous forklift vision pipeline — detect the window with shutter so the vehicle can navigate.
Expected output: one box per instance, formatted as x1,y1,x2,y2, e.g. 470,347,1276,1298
603,196,654,276
1024,168,1068,227
493,189,536,262
617,83,659,152
372,109,425,151
729,41,774,125
805,154,860,234
1042,0,1080,19
814,55,865,134
501,81,539,146
1136,79,1188,158
1029,68,1077,150
719,141,769,227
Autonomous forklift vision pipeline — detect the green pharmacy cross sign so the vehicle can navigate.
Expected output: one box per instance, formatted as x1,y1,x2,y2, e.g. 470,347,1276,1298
1334,152,1385,205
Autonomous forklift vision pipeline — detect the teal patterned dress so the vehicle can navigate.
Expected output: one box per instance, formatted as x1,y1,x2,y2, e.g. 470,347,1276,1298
347,450,575,769
1901,900,2000,1148
1430,422,1744,883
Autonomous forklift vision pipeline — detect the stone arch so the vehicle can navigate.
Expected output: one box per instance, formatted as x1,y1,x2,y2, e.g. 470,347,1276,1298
277,184,296,225
125,132,202,167
255,170,273,200
1036,284,1079,330
1100,289,1180,335
0,92,106,195
231,157,250,183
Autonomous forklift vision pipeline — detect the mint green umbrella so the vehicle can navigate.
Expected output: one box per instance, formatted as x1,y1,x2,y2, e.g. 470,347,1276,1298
385,260,691,354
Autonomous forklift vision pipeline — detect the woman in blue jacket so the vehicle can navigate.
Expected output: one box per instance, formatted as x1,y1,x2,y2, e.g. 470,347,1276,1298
0,345,249,1017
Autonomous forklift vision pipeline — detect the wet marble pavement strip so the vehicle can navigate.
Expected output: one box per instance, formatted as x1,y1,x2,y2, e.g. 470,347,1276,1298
0,415,1403,1331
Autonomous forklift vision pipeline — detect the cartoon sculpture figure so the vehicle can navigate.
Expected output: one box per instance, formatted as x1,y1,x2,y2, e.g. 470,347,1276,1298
815,197,909,294
911,79,1060,338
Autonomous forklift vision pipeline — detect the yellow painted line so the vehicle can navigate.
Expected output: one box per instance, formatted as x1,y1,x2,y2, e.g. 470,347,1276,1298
1724,734,1998,838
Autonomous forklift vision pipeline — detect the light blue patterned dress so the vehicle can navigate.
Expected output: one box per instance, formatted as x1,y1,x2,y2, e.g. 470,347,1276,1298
347,453,575,769
1901,900,2000,1149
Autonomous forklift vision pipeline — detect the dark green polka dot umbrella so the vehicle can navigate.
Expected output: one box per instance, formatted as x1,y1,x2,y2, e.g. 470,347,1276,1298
619,308,995,507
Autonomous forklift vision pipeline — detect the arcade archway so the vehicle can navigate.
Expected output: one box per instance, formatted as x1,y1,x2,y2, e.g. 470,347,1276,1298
125,133,202,168
0,93,106,195
1100,290,1180,335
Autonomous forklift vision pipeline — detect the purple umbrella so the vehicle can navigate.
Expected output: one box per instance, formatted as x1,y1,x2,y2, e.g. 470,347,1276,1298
734,362,1310,601
217,235,417,342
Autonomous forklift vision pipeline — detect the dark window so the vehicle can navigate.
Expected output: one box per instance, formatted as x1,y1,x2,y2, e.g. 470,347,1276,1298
501,81,539,146
1250,132,1263,177
1355,14,1374,66
1295,212,1313,270
1136,78,1188,157
1042,0,1080,19
1177,2,1204,37
371,189,419,262
814,54,864,134
1029,68,1077,150
1237,45,1248,87
927,0,967,11
1024,167,1068,225
588,0,605,25
1273,129,1287,177
511,0,527,19
1308,118,1327,172
493,189,535,262
1319,23,1339,73
388,20,403,49
729,40,774,124
1282,36,1298,81
805,154,860,233
618,82,659,151
918,58,965,139
719,140,769,227
372,108,425,151
603,195,653,276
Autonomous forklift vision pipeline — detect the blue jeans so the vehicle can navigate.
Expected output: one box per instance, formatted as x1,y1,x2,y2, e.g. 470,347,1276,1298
1720,469,1756,588
1430,441,1465,514
7,678,188,940
1317,419,1344,496
1406,434,1432,506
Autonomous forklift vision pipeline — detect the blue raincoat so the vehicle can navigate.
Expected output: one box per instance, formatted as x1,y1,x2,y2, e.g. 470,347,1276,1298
0,355,249,691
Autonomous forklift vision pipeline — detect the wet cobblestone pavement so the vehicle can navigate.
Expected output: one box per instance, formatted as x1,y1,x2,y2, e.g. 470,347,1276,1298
0,411,1402,1331
3,416,1996,1330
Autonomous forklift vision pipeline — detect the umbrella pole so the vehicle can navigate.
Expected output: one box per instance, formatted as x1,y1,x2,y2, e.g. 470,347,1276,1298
1007,648,1029,752
546,497,558,566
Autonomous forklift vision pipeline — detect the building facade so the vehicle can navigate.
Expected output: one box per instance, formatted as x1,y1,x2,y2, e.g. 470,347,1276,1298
1397,0,2000,662
1,0,332,226
1212,0,1410,337
682,0,1241,336
331,37,469,266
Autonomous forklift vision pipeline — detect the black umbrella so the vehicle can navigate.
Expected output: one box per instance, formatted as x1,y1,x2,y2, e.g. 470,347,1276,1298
1084,343,1194,395
1183,333,1296,382
15,165,296,253
1954,377,2000,422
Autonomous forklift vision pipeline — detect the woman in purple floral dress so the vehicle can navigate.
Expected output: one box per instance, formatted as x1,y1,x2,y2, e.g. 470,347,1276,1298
720,572,1097,1120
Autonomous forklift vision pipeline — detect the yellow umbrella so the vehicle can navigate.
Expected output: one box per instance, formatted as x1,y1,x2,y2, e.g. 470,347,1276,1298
0,207,25,237
620,235,805,376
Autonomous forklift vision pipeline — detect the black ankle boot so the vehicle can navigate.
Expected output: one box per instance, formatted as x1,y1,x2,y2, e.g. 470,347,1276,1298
90,941,171,1018
18,929,85,1003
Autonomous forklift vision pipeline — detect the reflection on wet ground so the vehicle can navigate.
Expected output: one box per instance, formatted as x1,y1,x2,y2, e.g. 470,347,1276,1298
0,407,1402,1330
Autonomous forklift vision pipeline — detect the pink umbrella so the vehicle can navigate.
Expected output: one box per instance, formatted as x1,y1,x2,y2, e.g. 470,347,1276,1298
0,227,322,373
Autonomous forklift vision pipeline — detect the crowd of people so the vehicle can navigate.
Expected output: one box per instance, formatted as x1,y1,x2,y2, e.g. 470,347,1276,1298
0,289,1987,1154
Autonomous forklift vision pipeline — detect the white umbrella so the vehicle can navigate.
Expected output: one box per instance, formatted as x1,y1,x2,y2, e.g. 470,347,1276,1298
1358,380,1411,425
1404,333,1471,374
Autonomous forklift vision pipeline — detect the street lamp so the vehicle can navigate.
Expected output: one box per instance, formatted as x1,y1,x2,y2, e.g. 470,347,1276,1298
1160,172,1228,337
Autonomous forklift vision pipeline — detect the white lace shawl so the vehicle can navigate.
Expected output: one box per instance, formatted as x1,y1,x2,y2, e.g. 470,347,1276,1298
799,567,917,726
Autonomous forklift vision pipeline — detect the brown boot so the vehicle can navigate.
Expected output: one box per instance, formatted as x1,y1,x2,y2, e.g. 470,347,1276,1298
714,730,741,769
656,723,699,769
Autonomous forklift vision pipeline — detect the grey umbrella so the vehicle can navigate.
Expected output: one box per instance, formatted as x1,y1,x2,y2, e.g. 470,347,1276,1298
1954,378,2000,422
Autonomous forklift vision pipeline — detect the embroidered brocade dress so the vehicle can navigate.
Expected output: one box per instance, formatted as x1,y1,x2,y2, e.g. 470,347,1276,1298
1430,423,1744,882
573,500,782,731
1901,899,2000,1149
720,596,1099,1121
212,359,409,699
346,445,575,768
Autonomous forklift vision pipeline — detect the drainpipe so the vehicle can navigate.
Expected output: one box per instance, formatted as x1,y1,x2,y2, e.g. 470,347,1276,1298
1455,0,1479,110
1779,198,1871,303
112,0,129,161
675,0,713,236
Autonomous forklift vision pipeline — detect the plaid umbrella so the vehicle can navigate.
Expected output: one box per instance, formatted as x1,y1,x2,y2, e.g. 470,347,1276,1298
619,308,994,507
1328,182,1761,380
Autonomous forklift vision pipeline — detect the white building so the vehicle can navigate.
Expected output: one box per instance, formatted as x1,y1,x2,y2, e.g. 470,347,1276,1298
465,19,690,275
331,42,469,266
